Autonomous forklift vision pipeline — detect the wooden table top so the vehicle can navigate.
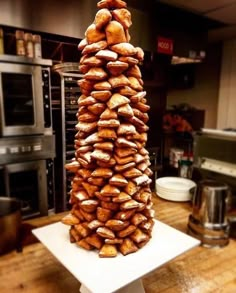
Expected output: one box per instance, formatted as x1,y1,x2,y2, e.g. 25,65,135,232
0,195,236,293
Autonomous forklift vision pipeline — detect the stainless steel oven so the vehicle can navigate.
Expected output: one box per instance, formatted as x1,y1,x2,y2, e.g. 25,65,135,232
0,135,55,219
0,54,52,137
193,130,236,238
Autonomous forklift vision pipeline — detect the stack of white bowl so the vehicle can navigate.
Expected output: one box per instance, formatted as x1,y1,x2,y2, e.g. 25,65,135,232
155,177,196,202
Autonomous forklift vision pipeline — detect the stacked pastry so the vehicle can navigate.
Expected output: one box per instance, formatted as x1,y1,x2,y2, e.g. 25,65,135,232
62,0,155,257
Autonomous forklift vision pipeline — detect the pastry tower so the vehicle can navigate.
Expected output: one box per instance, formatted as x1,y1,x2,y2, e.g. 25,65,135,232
62,0,155,257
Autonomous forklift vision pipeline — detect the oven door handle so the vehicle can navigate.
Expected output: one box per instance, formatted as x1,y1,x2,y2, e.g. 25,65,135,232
1,166,10,196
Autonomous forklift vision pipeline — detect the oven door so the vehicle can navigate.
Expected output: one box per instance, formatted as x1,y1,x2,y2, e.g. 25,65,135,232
0,63,44,136
1,160,48,219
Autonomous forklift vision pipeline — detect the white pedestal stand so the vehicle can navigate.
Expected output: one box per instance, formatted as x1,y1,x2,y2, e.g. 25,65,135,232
80,279,145,293
33,220,200,293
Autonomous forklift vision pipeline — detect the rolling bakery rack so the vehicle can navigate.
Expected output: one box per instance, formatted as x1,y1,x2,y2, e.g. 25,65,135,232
51,63,83,212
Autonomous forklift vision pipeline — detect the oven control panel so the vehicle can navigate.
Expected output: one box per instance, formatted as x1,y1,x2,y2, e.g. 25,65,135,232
200,157,236,178
0,143,42,155
42,68,52,129
0,135,55,165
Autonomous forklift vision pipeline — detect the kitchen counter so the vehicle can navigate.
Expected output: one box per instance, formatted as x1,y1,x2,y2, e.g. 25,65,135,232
0,195,236,293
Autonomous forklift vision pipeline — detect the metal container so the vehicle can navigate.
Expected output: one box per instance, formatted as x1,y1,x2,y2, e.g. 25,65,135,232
0,197,22,255
188,180,230,247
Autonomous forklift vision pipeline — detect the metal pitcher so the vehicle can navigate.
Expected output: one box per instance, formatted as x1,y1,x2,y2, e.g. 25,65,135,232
188,179,230,247
0,197,22,255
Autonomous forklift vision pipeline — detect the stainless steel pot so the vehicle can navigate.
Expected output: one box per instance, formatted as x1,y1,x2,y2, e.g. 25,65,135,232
188,180,230,247
0,197,22,255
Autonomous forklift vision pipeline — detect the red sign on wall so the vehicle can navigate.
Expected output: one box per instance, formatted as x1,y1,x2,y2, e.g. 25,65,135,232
157,37,174,55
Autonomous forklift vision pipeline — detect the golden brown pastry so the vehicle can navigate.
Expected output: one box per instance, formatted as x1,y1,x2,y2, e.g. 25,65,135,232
105,219,128,231
101,201,119,211
87,219,104,230
135,46,145,61
118,56,139,65
94,141,114,151
133,190,151,204
117,103,134,118
70,227,82,243
85,233,103,250
97,119,120,128
115,137,137,148
65,161,80,173
75,121,97,133
82,56,105,67
77,79,95,92
84,132,103,145
91,168,113,178
84,67,108,81
111,42,136,56
114,161,136,172
94,8,112,30
88,177,106,186
132,174,150,186
132,101,150,112
98,128,117,139
124,180,139,196
82,182,99,197
90,90,112,102
100,184,120,196
79,112,98,123
109,173,128,187
97,157,116,168
88,103,106,115
115,147,137,158
74,223,91,238
126,64,142,79
113,154,134,165
95,49,118,61
80,199,99,213
122,168,142,179
105,238,123,244
99,244,118,258
131,213,147,226
74,190,90,201
61,214,80,225
78,95,96,107
112,8,132,29
80,210,96,222
97,207,113,222
77,239,93,251
108,74,130,88
85,23,106,44
91,149,111,162
128,76,143,91
78,38,88,51
117,123,136,135
117,225,137,238
112,191,131,203
97,0,127,9
100,108,118,119
130,228,149,244
105,20,127,45
93,81,112,90
107,61,129,76
107,93,129,109
82,40,107,55
118,86,137,96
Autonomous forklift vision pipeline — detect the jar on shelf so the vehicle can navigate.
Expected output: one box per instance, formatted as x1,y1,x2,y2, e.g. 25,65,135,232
178,158,193,179
33,34,42,58
24,32,34,58
0,27,4,54
16,30,26,56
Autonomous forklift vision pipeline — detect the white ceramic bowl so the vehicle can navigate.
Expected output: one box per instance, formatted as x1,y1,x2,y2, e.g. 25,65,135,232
155,177,196,202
